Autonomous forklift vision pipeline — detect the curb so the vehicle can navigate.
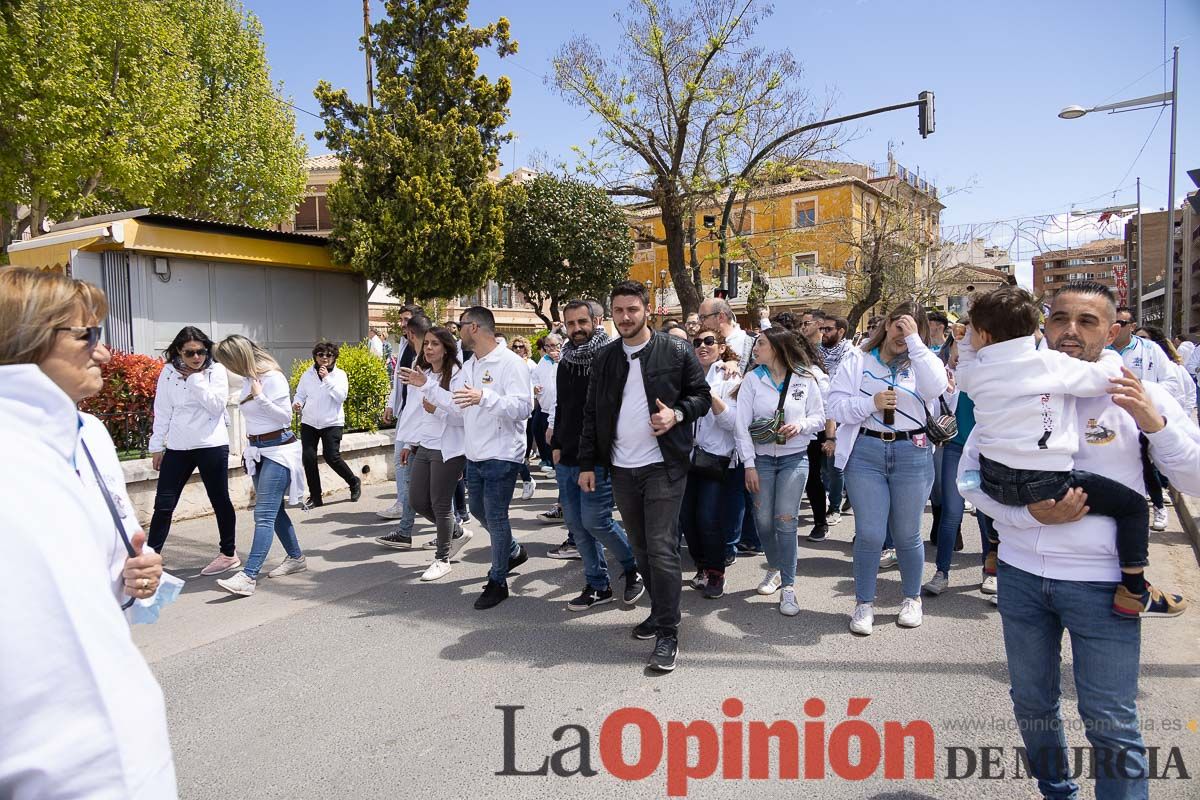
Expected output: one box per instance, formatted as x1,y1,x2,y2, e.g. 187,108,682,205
1170,486,1200,563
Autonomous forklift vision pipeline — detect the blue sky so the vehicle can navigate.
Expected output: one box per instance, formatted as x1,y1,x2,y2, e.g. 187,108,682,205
245,0,1198,284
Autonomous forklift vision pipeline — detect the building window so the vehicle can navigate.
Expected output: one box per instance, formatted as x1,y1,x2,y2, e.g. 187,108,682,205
636,239,653,251
295,196,319,231
793,198,817,228
792,252,818,276
731,209,755,234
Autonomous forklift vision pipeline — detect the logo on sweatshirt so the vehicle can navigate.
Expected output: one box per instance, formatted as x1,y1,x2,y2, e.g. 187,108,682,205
482,370,494,385
1084,419,1116,445
792,384,805,400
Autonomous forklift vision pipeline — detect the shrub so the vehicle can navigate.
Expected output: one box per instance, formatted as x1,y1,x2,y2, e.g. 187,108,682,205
289,341,390,434
79,350,164,456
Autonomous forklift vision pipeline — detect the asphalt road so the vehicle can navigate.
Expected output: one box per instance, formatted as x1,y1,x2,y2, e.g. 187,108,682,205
135,479,1200,799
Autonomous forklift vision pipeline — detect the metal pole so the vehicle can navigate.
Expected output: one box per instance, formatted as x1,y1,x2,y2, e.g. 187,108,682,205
1136,178,1144,321
363,0,374,109
1163,46,1179,338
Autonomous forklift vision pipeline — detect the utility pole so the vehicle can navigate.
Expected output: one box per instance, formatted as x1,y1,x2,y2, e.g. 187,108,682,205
363,0,374,109
1136,177,1143,322
1162,46,1179,337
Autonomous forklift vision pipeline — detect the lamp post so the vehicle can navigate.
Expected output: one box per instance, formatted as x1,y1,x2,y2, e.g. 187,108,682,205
1058,46,1179,336
658,269,668,320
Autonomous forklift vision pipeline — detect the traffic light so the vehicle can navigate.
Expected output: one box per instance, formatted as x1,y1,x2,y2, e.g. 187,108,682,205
918,90,935,138
1188,168,1200,213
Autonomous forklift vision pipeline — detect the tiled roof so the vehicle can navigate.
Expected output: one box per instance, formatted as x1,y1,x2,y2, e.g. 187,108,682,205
304,154,341,171
626,175,881,219
1031,238,1124,263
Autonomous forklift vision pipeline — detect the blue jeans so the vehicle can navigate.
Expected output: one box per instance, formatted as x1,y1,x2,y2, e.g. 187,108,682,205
844,435,934,603
737,493,760,549
680,463,745,574
822,458,844,513
750,452,808,587
393,440,416,535
978,511,999,566
556,464,636,591
466,459,522,583
934,441,966,574
244,457,302,579
998,561,1147,800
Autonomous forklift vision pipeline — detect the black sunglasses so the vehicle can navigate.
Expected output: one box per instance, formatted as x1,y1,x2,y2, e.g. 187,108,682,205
692,335,718,348
182,348,209,358
56,326,102,348
1116,320,1135,327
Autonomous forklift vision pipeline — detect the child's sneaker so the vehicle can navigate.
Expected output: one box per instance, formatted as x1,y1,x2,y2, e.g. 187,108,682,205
1113,584,1188,618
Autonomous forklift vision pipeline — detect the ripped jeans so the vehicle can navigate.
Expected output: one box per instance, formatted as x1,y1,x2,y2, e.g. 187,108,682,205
750,451,809,588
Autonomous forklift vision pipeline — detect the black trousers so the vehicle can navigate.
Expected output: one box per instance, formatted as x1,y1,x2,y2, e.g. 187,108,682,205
149,445,236,556
611,464,687,636
530,409,553,464
300,423,358,501
806,438,828,526
979,454,1149,568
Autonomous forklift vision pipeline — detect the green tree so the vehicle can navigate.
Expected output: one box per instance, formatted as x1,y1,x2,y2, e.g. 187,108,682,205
497,174,634,325
0,0,306,255
314,0,516,299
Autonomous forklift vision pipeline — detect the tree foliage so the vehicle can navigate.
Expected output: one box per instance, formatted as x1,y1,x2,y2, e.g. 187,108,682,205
0,0,307,253
498,174,634,325
553,0,839,315
315,0,516,300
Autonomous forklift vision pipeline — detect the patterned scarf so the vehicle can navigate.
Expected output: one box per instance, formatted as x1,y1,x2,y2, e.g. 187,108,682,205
819,339,851,377
561,328,611,374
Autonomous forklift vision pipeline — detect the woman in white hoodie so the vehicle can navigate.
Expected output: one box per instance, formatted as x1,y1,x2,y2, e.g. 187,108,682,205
734,326,827,617
212,335,307,597
293,341,361,507
0,268,176,798
399,326,473,580
148,326,238,576
828,303,948,636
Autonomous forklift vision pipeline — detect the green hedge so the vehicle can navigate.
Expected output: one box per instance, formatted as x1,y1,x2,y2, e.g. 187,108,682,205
289,341,390,433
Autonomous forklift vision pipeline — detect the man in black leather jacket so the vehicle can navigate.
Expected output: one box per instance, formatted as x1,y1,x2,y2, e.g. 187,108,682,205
579,280,710,672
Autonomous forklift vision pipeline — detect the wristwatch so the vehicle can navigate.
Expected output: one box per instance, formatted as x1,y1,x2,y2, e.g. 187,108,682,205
673,408,684,424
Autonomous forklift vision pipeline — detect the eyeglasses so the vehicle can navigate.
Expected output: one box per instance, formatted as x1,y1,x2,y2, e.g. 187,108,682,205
55,326,102,348
182,348,209,358
1116,320,1135,327
818,326,835,333
692,335,718,348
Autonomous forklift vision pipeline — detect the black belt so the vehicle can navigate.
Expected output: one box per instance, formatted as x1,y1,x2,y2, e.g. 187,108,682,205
860,428,921,442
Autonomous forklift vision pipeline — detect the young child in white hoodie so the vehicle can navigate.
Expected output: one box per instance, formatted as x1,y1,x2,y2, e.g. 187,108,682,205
957,286,1185,619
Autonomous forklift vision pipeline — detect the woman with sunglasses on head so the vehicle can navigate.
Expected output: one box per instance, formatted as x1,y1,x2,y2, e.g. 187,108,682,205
678,328,744,599
0,268,177,797
147,326,239,576
829,303,948,636
293,341,362,507
734,327,827,616
213,335,307,597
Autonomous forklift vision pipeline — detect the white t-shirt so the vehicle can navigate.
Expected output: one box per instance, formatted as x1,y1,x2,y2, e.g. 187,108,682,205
612,341,663,468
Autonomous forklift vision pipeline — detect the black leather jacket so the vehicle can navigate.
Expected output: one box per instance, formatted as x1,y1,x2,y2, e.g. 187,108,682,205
578,332,711,481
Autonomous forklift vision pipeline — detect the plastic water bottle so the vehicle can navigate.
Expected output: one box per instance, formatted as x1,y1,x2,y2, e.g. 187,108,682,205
957,469,981,493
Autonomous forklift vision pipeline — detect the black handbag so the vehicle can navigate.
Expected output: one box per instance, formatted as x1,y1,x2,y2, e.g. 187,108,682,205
689,447,731,481
924,396,958,445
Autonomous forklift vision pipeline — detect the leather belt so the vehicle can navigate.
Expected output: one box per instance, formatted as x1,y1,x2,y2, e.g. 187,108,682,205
248,429,288,445
860,428,920,442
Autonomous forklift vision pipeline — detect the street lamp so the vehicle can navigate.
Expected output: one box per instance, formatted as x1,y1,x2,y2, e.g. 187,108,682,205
658,269,668,319
1058,46,1180,336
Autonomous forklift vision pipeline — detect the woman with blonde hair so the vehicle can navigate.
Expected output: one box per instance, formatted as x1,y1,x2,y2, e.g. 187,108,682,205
0,267,177,796
212,334,307,596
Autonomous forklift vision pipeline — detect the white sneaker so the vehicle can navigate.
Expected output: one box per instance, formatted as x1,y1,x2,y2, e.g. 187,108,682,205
757,570,782,595
521,479,537,500
879,549,898,569
268,556,307,578
897,596,923,628
377,501,406,519
779,587,800,616
963,501,975,514
989,592,999,606
981,574,998,595
923,571,949,596
1151,507,1169,531
420,559,452,581
541,465,556,476
447,527,473,560
827,511,842,527
217,571,256,596
849,603,873,635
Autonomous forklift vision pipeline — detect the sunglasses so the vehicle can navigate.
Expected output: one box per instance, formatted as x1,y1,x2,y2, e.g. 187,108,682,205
818,326,835,333
692,335,718,348
55,326,103,348
182,348,209,358
314,351,335,358
1116,320,1135,327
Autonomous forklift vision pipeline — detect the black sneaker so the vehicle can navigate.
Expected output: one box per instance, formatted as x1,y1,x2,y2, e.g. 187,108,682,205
507,543,529,573
567,586,614,612
375,530,413,548
724,552,736,567
473,579,509,610
689,570,707,590
808,525,828,543
703,573,725,599
632,616,656,640
841,498,852,513
349,479,362,502
623,570,645,605
648,634,678,672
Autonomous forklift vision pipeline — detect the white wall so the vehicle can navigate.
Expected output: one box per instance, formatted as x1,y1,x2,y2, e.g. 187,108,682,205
132,253,367,369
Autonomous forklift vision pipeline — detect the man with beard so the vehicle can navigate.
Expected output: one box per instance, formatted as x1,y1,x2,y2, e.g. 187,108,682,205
959,281,1200,800
549,300,644,610
580,281,711,671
